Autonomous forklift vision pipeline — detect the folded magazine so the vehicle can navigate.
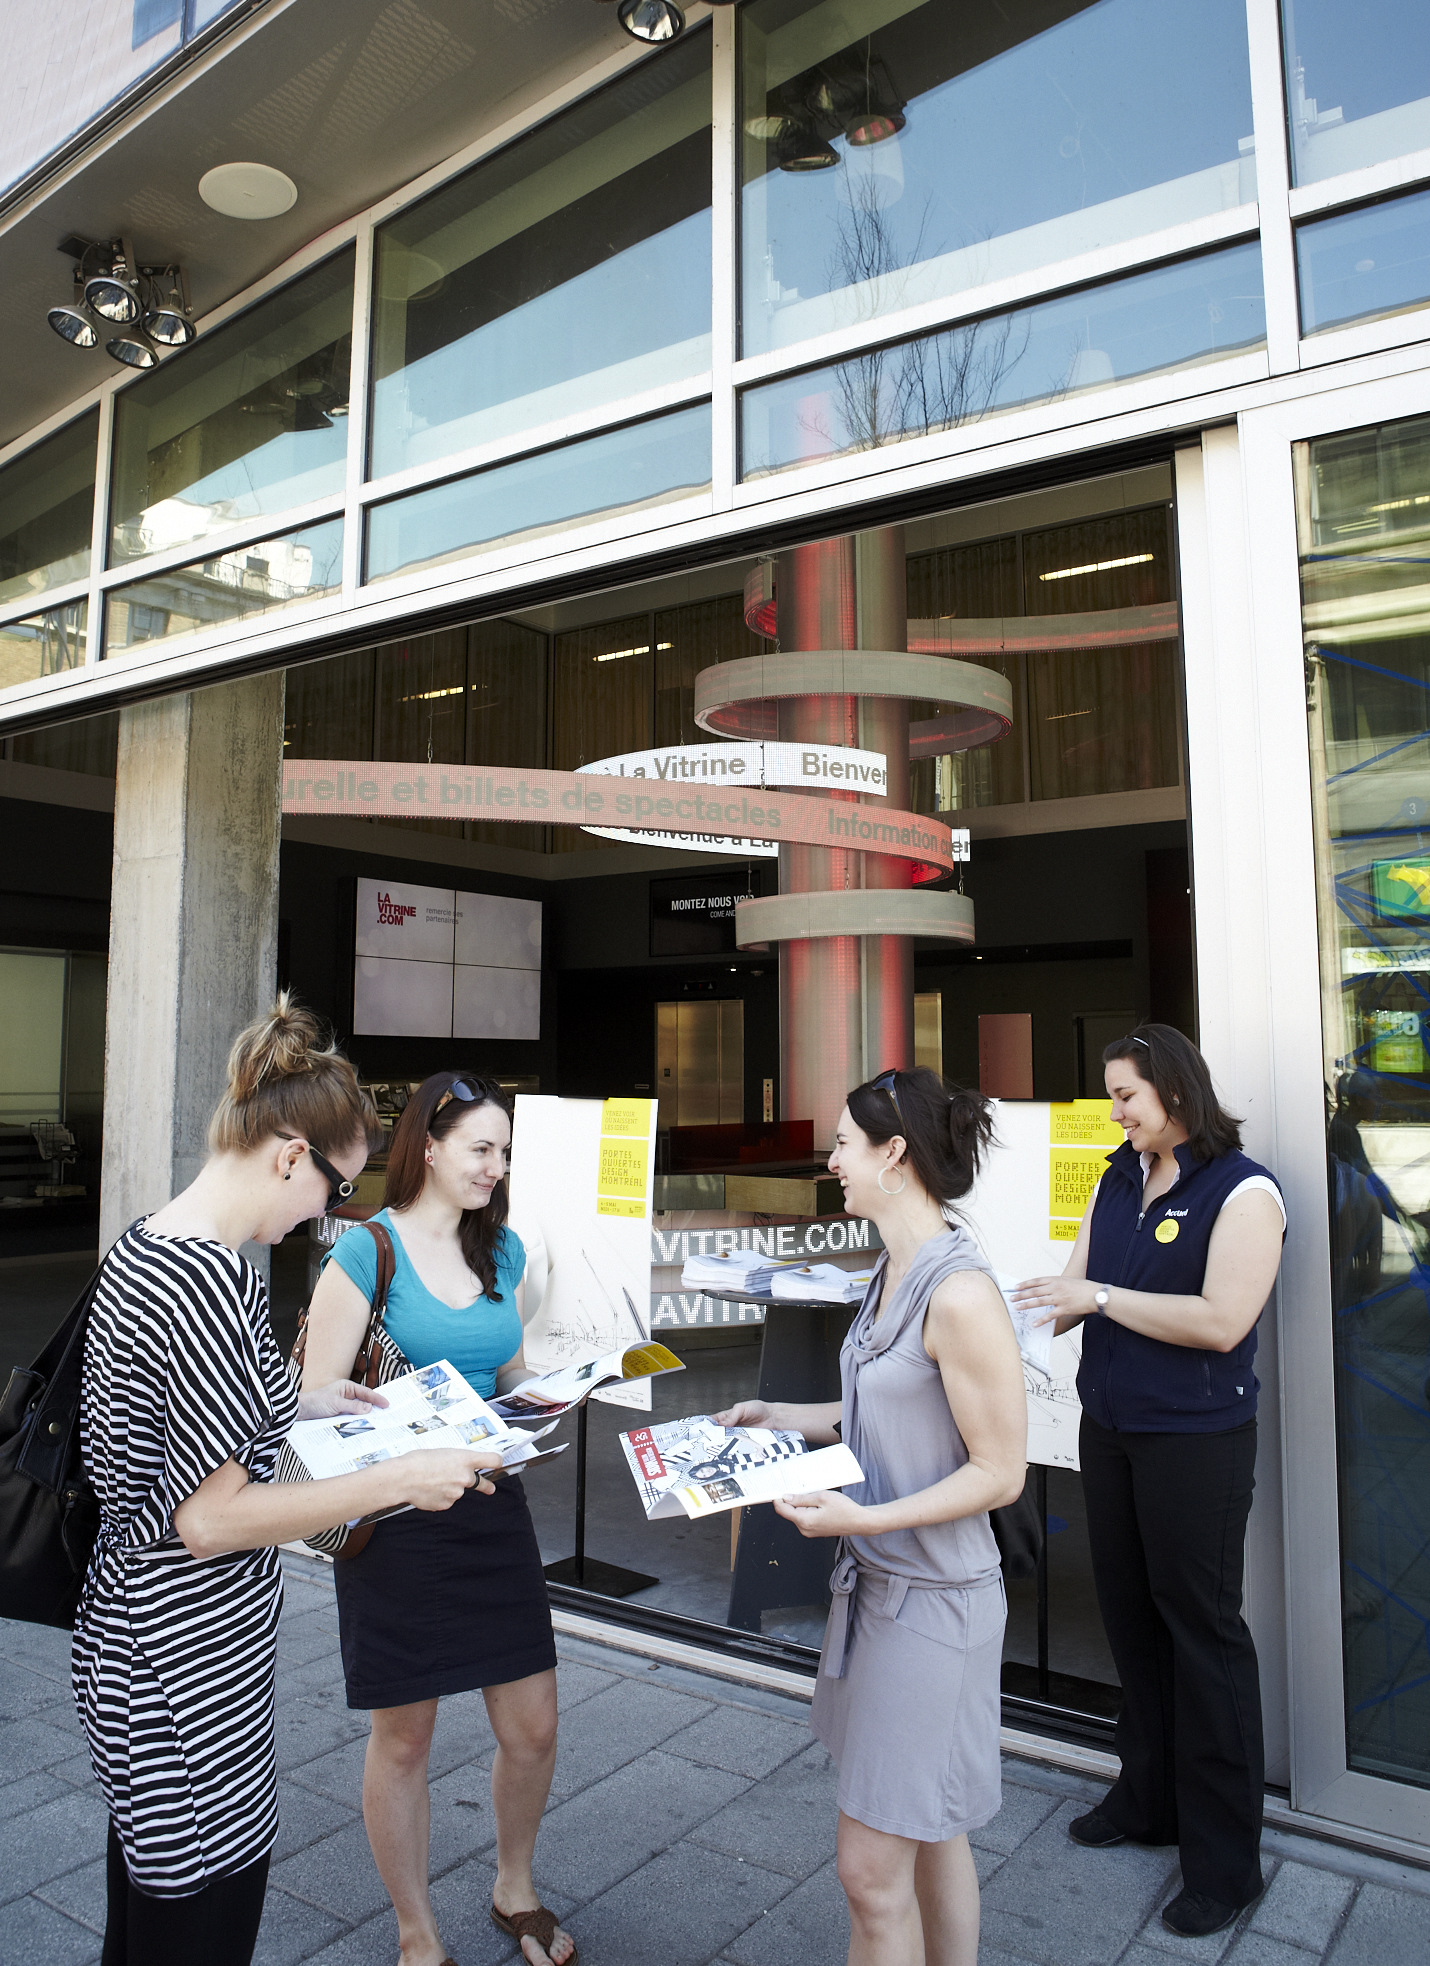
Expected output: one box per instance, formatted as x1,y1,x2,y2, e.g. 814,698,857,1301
487,1341,684,1419
285,1359,567,1484
618,1413,864,1521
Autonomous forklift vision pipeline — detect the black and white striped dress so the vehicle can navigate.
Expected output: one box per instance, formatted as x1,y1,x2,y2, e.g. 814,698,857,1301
72,1221,297,1897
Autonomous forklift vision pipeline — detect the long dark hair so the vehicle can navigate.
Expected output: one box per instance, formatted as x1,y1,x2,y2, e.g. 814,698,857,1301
1102,1023,1241,1162
847,1067,995,1202
383,1071,514,1299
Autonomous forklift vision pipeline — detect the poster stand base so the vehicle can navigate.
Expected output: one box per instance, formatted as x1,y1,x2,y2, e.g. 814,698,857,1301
543,1399,659,1603
543,1555,658,1598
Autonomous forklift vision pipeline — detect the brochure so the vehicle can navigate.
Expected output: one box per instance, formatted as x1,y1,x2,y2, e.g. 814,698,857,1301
487,1341,684,1419
618,1413,864,1521
993,1273,1058,1379
285,1359,567,1483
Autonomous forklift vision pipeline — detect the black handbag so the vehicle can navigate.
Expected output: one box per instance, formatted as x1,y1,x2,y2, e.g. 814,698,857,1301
0,1255,105,1629
990,1472,1045,1582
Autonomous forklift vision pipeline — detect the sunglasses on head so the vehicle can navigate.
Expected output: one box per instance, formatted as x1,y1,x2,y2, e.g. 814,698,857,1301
870,1067,903,1123
432,1074,487,1118
280,1137,356,1214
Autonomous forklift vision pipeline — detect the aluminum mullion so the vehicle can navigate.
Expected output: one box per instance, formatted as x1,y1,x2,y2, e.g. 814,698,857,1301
710,7,738,510
96,496,347,592
730,208,1261,390
0,577,92,633
1288,146,1430,220
343,218,376,597
1245,0,1301,372
357,376,714,509
86,390,114,665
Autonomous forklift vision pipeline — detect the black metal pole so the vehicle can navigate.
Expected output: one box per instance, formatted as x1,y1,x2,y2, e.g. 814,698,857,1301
573,1398,588,1588
1036,1463,1050,1701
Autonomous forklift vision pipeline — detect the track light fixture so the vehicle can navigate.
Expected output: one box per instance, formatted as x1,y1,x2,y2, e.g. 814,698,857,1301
46,237,197,366
749,45,909,173
616,0,684,41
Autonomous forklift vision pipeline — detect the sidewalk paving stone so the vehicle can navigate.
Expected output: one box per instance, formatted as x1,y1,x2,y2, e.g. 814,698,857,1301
1251,1859,1357,1951
1324,1881,1430,1965
7,1559,1430,1966
687,1740,838,1881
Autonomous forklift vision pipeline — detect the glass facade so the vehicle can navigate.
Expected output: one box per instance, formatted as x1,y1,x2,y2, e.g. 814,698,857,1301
0,413,97,611
741,245,1265,478
370,29,712,482
104,519,343,655
108,251,353,567
1282,0,1430,188
1301,414,1430,1786
0,601,88,692
1298,188,1430,337
739,0,1256,358
365,406,712,582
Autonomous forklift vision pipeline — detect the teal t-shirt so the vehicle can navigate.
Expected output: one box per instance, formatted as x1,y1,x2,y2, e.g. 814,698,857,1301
322,1210,525,1398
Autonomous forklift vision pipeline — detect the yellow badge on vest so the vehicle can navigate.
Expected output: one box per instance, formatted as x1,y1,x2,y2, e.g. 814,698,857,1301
1154,1218,1180,1243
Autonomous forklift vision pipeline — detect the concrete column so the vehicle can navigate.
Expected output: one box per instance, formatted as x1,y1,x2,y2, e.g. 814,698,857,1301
100,673,285,1253
775,526,914,1148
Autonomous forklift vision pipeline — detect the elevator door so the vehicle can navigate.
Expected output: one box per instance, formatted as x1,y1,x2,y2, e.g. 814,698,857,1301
655,1001,744,1128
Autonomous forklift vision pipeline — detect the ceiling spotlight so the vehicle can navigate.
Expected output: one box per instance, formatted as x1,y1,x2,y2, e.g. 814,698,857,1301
47,302,99,349
774,121,839,172
143,265,195,347
617,0,684,42
106,329,159,370
846,107,905,146
84,242,142,324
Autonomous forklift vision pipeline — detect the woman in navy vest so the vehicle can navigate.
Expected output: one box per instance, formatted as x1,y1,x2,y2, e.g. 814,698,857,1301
1010,1024,1284,1942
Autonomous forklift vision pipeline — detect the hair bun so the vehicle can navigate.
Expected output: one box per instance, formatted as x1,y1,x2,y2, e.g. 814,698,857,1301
227,990,323,1103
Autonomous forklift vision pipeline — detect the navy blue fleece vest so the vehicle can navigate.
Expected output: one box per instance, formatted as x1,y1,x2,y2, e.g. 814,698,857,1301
1077,1141,1282,1434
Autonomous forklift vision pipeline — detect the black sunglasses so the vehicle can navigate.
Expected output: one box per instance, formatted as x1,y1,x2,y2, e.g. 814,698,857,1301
870,1067,903,1123
432,1074,484,1118
282,1137,356,1214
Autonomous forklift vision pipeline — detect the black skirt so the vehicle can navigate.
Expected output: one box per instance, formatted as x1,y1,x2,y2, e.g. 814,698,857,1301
333,1476,556,1709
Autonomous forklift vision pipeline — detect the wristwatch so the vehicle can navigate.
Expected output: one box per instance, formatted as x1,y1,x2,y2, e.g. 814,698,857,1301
1093,1288,1110,1312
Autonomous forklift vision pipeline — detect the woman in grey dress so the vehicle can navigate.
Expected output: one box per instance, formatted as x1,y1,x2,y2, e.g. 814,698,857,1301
717,1068,1027,1966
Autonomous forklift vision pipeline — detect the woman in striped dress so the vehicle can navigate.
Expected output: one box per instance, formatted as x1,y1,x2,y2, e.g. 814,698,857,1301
72,999,500,1966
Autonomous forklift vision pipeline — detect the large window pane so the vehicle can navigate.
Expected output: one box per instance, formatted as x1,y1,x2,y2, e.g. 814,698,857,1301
740,0,1255,358
109,250,353,567
1300,413,1430,1786
1297,188,1430,336
370,30,712,481
551,613,653,854
467,619,549,851
365,406,712,583
741,246,1265,479
0,600,87,692
105,519,343,655
0,413,97,609
1283,0,1430,187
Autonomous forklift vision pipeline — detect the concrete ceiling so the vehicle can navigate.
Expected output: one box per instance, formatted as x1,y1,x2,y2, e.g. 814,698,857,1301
0,0,640,451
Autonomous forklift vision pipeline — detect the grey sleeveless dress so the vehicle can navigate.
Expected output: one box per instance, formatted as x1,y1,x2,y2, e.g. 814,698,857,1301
809,1227,1007,1842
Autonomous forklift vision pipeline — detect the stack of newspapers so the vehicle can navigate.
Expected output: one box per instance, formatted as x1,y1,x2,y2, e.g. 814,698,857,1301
679,1247,874,1304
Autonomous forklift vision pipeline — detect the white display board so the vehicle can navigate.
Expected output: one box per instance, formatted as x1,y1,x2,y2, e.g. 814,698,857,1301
507,1095,659,1411
959,1099,1121,1471
353,877,542,1039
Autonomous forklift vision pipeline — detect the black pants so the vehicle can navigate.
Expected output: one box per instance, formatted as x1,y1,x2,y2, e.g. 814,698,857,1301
1080,1414,1264,1905
102,1821,269,1966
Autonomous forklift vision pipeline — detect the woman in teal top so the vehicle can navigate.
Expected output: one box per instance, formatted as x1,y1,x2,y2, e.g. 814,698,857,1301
303,1072,574,1966
324,1206,526,1396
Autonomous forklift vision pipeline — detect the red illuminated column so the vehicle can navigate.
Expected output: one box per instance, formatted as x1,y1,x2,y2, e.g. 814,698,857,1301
775,527,913,1148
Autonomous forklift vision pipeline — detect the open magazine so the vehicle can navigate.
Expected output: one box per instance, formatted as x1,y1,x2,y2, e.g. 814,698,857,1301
487,1341,684,1420
618,1413,864,1521
285,1359,567,1484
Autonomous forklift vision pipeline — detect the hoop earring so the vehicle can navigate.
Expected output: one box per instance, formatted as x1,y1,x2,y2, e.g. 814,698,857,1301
877,1166,906,1196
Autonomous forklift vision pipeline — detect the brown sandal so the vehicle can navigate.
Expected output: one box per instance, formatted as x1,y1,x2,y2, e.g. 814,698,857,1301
490,1901,577,1965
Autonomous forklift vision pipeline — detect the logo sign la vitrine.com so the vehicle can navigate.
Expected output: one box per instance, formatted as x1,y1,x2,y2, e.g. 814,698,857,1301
375,891,417,926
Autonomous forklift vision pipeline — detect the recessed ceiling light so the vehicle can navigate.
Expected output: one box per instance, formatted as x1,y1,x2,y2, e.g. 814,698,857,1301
198,162,298,220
